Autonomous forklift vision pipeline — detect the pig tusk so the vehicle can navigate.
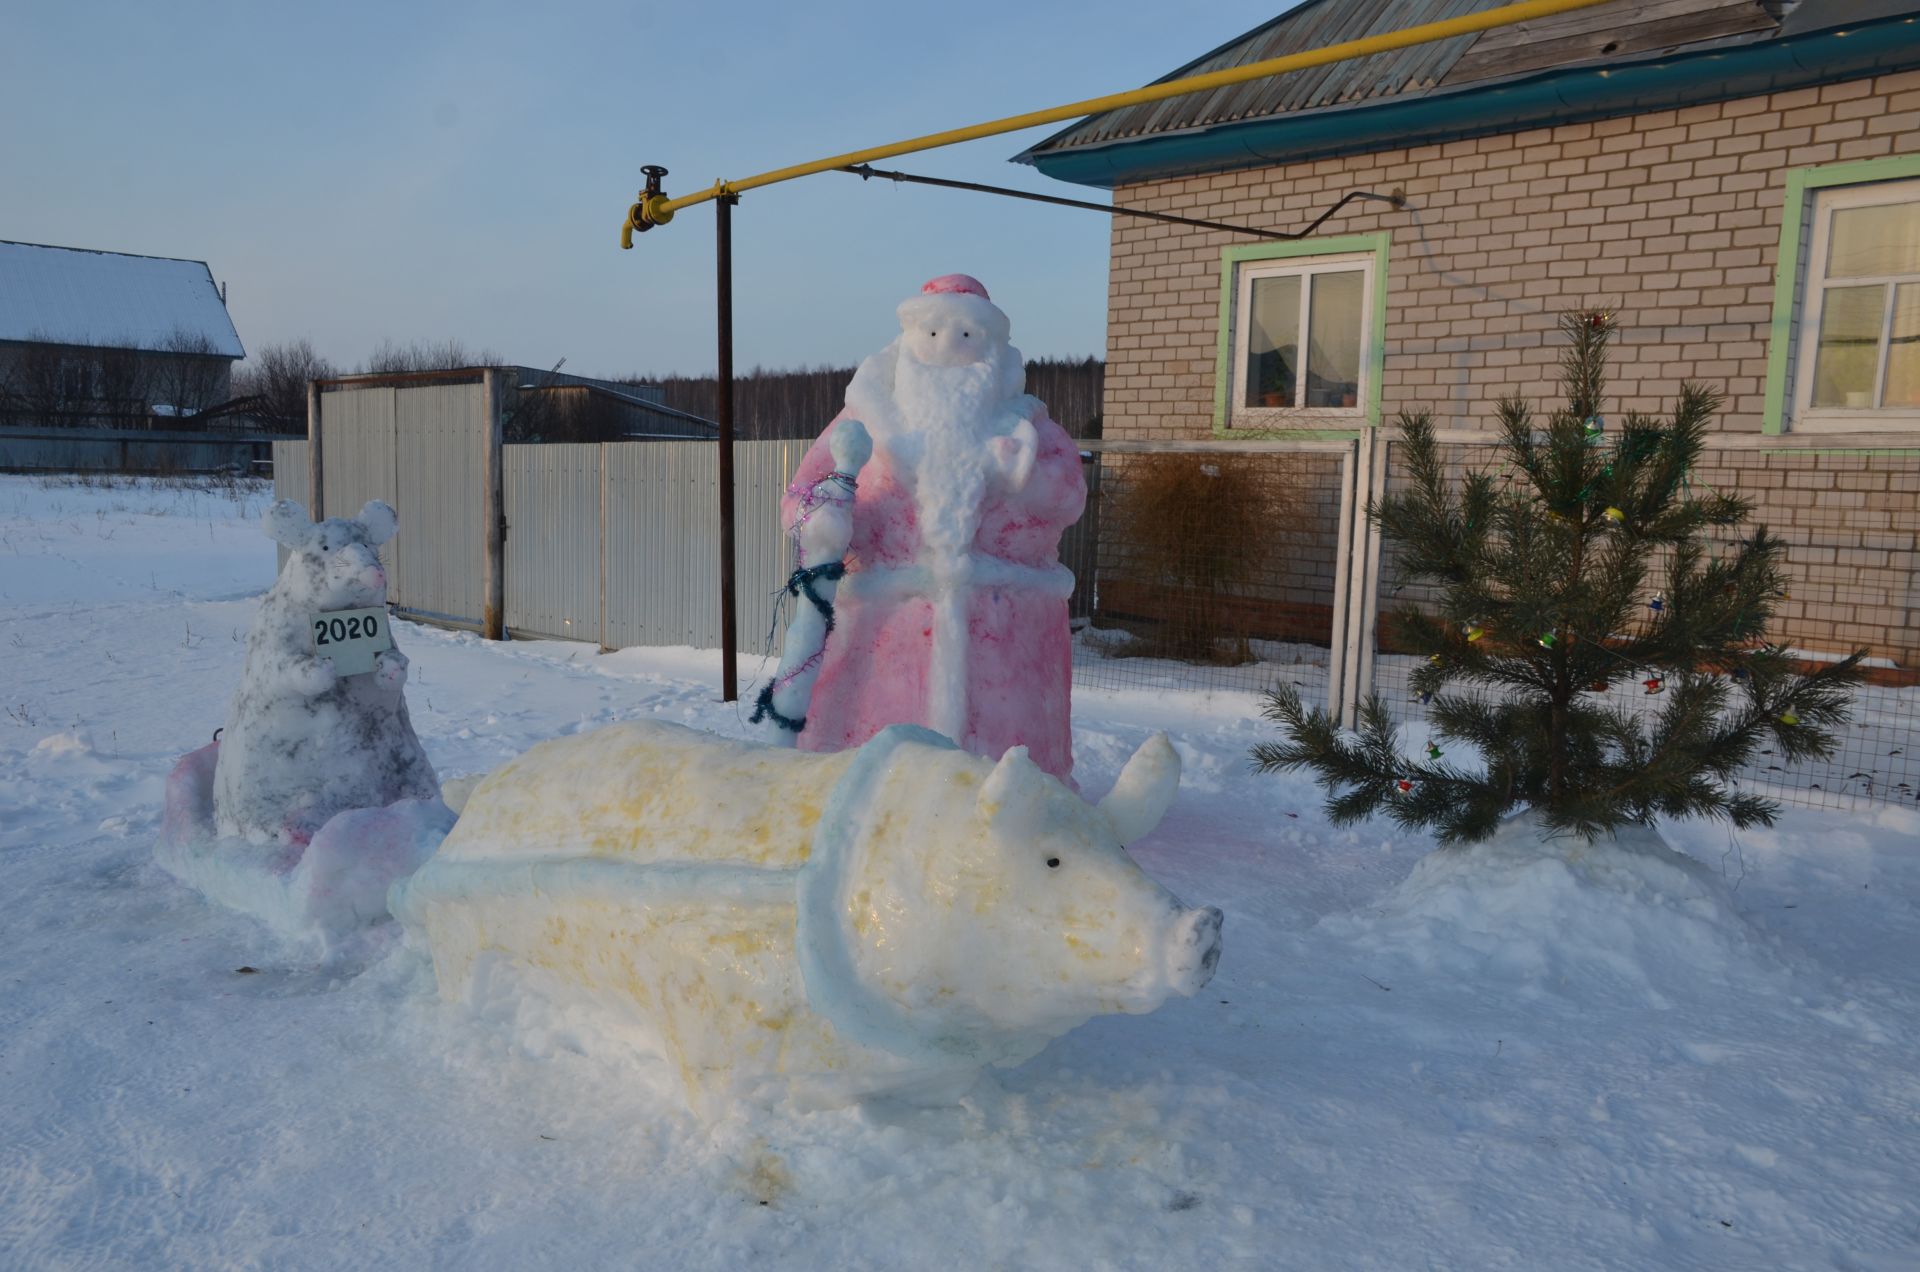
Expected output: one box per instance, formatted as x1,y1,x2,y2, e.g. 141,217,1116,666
1098,733,1180,845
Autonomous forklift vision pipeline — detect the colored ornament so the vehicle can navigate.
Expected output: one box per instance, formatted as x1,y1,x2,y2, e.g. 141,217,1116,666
1731,666,1749,682
1648,595,1664,613
1426,742,1443,760
1778,710,1800,726
1396,779,1414,794
1604,506,1626,524
1583,415,1605,443
1537,631,1558,649
1589,677,1610,692
1429,653,1443,666
1418,690,1434,705
1465,624,1485,642
1643,677,1664,695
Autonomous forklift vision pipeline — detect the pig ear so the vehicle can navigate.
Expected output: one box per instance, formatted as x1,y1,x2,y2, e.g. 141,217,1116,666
979,745,1052,836
263,499,315,549
1098,732,1181,845
357,500,398,546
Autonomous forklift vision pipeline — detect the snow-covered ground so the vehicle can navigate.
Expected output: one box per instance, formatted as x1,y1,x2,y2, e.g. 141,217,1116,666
3,474,1918,1271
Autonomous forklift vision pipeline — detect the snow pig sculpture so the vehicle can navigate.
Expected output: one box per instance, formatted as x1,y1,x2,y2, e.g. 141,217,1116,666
391,720,1221,1113
214,498,438,844
156,499,448,949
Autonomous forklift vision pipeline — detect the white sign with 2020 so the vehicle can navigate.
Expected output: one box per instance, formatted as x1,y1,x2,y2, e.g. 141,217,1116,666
310,606,392,676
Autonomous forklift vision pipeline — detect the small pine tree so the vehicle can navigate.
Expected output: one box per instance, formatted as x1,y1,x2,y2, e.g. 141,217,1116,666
1255,310,1863,844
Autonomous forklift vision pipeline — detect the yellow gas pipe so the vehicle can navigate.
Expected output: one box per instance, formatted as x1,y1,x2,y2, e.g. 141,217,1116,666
621,0,1616,244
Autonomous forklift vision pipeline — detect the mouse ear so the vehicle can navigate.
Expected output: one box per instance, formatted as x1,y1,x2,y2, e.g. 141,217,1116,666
356,500,397,546
263,500,315,549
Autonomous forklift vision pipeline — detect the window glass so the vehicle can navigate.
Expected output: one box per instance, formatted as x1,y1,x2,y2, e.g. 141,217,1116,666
1244,274,1300,409
1810,283,1885,409
1305,270,1364,408
1886,282,1920,409
1827,202,1920,279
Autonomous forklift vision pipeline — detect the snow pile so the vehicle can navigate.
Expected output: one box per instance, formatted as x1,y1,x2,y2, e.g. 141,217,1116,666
6,476,1920,1269
213,499,437,843
153,497,447,950
394,720,1217,1116
159,736,452,952
1322,812,1784,1002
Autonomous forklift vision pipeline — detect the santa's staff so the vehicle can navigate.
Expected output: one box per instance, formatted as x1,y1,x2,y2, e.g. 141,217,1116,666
753,419,872,744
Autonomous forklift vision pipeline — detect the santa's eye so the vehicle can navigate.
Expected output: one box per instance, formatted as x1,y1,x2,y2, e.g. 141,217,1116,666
1046,857,1060,869
929,330,937,337
962,331,970,338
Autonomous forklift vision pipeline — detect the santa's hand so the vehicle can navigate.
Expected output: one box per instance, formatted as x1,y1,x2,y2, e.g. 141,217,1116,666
991,419,1038,490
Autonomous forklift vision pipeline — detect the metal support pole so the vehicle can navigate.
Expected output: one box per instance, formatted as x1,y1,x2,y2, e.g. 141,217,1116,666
481,368,506,641
305,379,323,517
716,195,740,701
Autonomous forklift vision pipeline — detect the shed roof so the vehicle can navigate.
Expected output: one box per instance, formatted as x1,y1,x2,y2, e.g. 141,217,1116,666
1018,0,1920,186
0,241,245,359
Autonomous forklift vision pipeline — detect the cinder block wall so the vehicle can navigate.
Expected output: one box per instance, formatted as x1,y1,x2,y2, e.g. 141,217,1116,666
1104,69,1920,441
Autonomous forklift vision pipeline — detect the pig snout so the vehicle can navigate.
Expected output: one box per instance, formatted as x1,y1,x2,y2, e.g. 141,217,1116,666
1165,905,1223,996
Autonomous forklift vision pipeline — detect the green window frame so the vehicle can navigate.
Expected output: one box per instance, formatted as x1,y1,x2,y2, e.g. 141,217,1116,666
1764,154,1920,435
1214,232,1391,439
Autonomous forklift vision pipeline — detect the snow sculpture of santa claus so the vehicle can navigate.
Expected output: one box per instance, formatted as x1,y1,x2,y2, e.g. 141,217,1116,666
779,275,1086,781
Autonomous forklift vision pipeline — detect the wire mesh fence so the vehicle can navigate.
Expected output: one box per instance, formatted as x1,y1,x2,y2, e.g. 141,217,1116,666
1364,435,1920,815
1063,443,1352,712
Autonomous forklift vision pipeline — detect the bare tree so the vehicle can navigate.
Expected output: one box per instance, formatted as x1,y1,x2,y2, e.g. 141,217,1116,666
151,328,228,419
234,338,336,427
94,343,150,427
17,335,71,425
360,337,503,374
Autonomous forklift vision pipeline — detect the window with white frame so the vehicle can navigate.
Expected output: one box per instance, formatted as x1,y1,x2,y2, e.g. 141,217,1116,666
1230,251,1375,425
1793,178,1920,430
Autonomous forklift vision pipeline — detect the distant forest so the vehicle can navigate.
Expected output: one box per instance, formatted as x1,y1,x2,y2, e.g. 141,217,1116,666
628,356,1104,441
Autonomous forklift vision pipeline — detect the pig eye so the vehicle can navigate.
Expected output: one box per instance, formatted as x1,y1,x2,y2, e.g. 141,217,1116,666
1046,857,1060,869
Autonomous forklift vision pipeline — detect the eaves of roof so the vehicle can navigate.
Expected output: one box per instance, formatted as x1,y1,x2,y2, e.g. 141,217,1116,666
1021,11,1920,189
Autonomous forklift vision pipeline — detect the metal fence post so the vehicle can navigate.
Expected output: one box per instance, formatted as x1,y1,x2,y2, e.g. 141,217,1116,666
481,369,506,640
306,380,323,518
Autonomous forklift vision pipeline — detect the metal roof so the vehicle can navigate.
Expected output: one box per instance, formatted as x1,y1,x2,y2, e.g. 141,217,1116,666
0,241,244,359
1014,1,1920,187
1028,0,1496,153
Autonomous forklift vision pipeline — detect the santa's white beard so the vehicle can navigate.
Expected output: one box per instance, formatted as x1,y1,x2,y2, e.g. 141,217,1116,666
883,351,1014,563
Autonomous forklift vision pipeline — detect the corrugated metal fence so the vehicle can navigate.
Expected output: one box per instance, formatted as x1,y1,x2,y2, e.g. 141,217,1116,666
1,425,281,473
277,433,814,651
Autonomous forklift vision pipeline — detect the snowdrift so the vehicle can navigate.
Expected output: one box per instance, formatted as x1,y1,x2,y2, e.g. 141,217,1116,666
1321,811,1784,1003
157,738,453,950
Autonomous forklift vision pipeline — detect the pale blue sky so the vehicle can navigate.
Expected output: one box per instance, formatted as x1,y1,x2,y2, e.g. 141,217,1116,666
0,0,1285,379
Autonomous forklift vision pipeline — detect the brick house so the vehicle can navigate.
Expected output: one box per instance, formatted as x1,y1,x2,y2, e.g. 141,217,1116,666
1020,0,1920,673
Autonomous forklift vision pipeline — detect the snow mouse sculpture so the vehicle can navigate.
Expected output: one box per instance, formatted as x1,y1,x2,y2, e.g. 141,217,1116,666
157,499,450,947
391,720,1220,1114
781,275,1086,781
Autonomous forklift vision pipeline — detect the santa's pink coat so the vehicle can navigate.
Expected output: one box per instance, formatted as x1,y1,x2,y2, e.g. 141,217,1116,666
782,405,1086,781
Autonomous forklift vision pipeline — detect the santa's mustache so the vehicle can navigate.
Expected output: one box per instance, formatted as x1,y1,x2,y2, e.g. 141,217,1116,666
892,353,1012,431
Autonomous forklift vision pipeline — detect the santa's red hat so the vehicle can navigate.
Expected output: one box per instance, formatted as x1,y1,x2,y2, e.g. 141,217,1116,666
897,274,1009,344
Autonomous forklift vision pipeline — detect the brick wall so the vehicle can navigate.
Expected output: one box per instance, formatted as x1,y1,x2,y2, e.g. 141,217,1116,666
1099,69,1920,668
1103,69,1920,442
